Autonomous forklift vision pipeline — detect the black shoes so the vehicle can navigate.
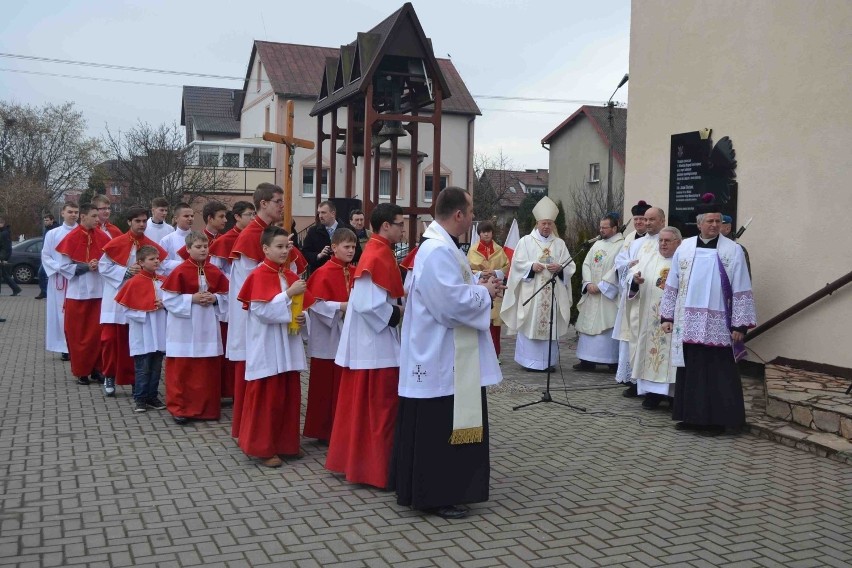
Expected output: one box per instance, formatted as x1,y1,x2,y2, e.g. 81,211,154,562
35,293,46,300
572,362,596,371
622,383,638,398
173,416,189,425
134,401,147,413
61,353,70,362
642,394,662,409
11,290,21,297
524,366,555,373
91,371,104,384
147,398,166,410
76,376,90,386
429,505,468,519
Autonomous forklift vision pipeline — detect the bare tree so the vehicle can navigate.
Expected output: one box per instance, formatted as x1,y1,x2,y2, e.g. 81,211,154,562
472,149,517,223
566,181,624,248
0,101,102,209
103,121,232,210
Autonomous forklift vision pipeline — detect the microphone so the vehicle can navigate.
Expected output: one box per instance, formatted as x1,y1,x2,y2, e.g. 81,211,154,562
584,235,602,245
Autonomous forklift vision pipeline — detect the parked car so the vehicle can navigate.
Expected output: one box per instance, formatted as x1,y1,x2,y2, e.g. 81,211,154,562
9,237,43,284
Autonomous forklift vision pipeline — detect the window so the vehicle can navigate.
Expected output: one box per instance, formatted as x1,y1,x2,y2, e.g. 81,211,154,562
424,174,448,202
528,185,546,194
256,61,262,92
303,167,329,197
244,147,271,168
199,146,219,167
589,163,600,183
379,169,401,199
110,184,121,196
222,148,240,168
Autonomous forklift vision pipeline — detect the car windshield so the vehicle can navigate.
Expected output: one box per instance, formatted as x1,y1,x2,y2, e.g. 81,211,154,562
13,239,41,251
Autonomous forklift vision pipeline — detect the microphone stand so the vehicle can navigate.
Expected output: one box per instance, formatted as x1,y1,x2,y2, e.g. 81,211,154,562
513,242,591,412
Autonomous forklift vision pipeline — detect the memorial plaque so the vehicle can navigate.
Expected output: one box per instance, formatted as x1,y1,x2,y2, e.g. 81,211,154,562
668,130,738,238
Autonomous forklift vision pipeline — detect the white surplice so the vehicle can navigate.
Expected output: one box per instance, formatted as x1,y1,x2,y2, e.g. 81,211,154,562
334,274,400,370
144,219,174,243
244,275,308,381
158,227,192,275
162,286,227,358
399,222,501,398
98,246,135,325
307,300,345,359
124,279,167,357
501,229,575,370
41,223,76,352
225,255,258,361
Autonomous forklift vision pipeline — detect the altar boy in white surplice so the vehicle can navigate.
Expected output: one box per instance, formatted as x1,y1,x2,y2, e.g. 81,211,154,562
500,196,575,372
41,203,78,357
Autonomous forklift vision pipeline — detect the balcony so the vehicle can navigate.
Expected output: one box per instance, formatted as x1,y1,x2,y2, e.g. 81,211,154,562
186,140,276,194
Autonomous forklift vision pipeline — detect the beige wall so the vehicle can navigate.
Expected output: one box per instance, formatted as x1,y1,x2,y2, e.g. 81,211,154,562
626,0,852,367
548,114,624,218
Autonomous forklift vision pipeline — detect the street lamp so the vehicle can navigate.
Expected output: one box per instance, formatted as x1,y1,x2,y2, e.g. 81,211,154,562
606,73,628,213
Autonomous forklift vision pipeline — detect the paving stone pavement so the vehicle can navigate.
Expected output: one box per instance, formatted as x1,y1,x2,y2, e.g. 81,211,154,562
2,286,852,567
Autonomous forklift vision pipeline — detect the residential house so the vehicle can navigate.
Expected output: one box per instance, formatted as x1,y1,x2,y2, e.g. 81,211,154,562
542,105,626,220
479,168,548,230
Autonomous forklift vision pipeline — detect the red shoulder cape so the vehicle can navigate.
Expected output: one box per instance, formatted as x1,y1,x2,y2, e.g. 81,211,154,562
101,223,123,239
230,217,268,262
176,228,218,260
307,256,351,302
161,258,229,295
238,260,315,309
55,226,111,263
354,234,404,298
114,271,164,311
208,226,241,260
400,245,419,271
102,231,167,264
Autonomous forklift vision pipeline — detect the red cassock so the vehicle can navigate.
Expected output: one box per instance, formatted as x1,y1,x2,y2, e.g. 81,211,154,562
102,233,167,385
160,259,229,419
236,260,314,458
325,234,403,489
303,256,352,441
209,227,243,400
55,225,111,378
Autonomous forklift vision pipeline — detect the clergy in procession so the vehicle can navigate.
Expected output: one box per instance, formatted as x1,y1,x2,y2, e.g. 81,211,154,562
227,183,285,439
161,231,229,425
236,226,313,468
466,220,510,358
114,245,168,414
55,203,110,385
98,206,167,397
661,194,756,434
573,214,624,372
303,227,356,443
92,196,123,240
390,187,504,520
500,196,575,372
41,203,78,360
612,206,666,395
209,200,254,401
144,197,174,243
158,202,194,274
327,203,405,489
626,226,682,409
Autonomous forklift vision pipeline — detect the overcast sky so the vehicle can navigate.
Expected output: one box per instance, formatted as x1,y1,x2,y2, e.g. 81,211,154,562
0,0,630,171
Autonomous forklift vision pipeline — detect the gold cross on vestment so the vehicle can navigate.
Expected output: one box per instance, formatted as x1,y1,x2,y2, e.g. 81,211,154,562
262,99,315,230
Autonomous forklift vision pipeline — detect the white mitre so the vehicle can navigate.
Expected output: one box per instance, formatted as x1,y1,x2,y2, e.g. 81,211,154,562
532,196,559,221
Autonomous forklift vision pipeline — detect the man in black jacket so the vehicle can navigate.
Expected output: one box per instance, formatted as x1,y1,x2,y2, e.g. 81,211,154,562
0,216,22,297
301,200,361,271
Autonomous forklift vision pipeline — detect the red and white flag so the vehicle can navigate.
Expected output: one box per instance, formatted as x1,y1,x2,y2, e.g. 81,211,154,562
503,219,520,263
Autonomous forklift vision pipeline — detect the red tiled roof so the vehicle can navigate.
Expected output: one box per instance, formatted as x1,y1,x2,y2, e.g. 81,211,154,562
245,41,480,115
481,169,549,209
541,105,627,167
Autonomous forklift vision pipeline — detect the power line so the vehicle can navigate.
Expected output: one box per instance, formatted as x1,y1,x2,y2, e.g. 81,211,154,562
0,51,609,106
0,67,184,88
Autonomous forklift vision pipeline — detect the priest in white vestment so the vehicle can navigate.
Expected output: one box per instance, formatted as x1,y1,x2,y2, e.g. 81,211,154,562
501,196,575,372
661,200,756,432
612,206,665,395
41,204,78,356
158,203,194,275
626,227,682,408
391,187,504,520
574,214,624,371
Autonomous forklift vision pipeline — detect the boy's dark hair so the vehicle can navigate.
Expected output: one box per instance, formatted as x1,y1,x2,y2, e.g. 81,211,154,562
174,202,193,214
370,203,404,232
253,183,283,208
44,213,55,221
136,244,159,262
185,230,208,248
435,186,469,220
261,225,288,248
78,203,95,216
125,205,148,222
202,200,227,223
331,227,357,245
477,220,495,234
232,200,255,217
151,197,169,209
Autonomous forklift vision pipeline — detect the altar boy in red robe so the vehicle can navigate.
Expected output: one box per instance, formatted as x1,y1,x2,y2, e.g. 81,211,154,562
161,231,230,425
237,226,315,468
303,227,356,443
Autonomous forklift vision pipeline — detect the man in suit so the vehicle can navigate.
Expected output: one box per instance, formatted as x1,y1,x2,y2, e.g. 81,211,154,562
302,201,361,271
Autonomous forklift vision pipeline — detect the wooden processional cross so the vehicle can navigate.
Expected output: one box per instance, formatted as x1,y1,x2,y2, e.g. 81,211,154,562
262,100,315,229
